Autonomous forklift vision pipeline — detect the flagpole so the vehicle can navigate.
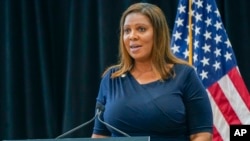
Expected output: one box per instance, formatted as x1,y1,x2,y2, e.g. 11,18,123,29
188,0,193,65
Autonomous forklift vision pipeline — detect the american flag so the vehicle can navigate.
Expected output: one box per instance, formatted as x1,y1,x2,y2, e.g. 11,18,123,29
170,0,250,140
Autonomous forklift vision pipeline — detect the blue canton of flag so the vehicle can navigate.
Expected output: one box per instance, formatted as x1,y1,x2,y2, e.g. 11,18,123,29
170,0,235,87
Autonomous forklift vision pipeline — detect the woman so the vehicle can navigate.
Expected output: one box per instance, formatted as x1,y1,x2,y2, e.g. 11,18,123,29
92,2,213,141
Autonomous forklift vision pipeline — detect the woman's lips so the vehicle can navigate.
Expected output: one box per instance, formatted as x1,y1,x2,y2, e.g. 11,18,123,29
130,45,141,53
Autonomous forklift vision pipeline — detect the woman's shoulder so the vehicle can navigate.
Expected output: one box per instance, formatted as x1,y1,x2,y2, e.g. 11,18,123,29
173,63,194,72
102,65,120,78
172,63,198,79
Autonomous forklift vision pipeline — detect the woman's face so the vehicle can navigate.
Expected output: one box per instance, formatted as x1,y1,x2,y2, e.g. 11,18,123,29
123,12,154,62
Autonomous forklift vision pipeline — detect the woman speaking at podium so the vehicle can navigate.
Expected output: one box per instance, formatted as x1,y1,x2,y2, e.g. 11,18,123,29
91,2,213,141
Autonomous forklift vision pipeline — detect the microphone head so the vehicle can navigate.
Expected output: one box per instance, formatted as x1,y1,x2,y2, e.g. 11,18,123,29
96,103,105,112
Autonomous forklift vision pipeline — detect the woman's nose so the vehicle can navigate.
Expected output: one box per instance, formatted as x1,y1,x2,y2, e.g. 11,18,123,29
129,31,138,40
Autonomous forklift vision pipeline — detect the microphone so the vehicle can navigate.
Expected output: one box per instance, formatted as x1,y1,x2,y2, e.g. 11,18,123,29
96,103,131,137
55,107,102,139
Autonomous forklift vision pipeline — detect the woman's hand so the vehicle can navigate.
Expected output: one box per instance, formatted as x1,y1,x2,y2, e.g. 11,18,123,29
190,132,212,141
91,134,110,138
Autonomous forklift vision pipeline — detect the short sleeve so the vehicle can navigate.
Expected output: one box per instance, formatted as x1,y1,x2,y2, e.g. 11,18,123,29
92,70,111,136
182,66,213,135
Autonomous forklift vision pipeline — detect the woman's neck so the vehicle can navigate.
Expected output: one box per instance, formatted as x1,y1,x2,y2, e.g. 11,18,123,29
130,62,161,84
132,62,153,73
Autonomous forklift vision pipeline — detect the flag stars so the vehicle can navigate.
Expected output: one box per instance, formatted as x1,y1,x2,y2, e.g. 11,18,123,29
203,30,212,40
200,70,208,80
225,39,232,48
206,4,212,13
178,4,186,14
195,0,203,8
173,31,182,40
205,17,212,27
213,61,221,71
171,44,180,54
185,35,190,45
200,56,210,66
224,51,232,61
214,9,220,17
175,17,184,27
186,23,194,31
202,43,211,53
193,53,198,62
214,21,223,30
170,0,239,88
194,40,199,49
189,9,195,17
214,34,222,44
195,12,202,22
194,26,201,35
214,48,221,57
183,49,189,59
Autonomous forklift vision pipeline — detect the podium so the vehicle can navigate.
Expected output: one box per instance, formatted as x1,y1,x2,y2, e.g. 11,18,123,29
4,137,150,141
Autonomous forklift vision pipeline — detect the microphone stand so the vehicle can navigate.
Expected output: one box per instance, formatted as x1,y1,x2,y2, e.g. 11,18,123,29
55,110,101,139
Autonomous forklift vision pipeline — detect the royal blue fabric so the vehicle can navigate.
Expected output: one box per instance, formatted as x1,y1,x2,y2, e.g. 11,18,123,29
93,64,213,141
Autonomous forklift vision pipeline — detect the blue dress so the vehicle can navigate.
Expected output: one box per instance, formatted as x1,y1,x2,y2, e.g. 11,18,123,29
92,64,213,141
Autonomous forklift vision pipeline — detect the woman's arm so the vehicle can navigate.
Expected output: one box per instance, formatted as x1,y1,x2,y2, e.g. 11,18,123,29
91,133,110,138
190,132,212,141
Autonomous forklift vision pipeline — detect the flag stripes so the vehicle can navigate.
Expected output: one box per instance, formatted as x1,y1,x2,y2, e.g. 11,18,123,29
208,81,241,124
207,90,229,141
228,67,250,109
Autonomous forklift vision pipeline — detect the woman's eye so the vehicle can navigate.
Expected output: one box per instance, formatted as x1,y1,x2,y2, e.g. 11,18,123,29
138,27,146,32
124,28,130,34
